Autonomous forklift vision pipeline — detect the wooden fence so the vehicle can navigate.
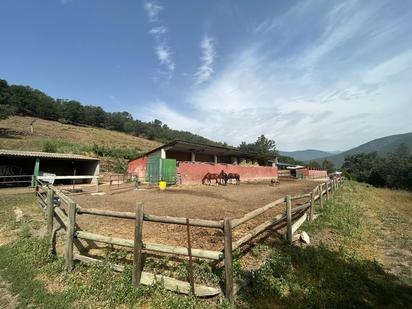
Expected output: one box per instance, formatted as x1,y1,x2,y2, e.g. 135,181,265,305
35,177,345,303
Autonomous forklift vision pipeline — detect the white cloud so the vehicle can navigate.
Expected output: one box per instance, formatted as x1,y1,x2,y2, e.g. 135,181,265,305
363,49,412,84
143,1,175,79
194,35,216,85
146,0,412,150
140,101,201,131
143,1,163,22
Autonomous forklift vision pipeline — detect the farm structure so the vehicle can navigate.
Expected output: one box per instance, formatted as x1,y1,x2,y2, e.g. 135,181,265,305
0,149,99,186
128,140,278,184
276,161,328,180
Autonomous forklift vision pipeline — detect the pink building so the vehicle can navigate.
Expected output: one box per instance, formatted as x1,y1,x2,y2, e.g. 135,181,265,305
128,140,278,185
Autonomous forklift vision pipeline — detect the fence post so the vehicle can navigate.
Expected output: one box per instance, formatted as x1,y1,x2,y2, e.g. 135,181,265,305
286,195,292,244
186,218,195,295
65,202,76,271
133,202,144,287
223,218,234,304
320,183,324,208
326,181,330,200
95,177,99,193
309,189,315,221
46,188,54,236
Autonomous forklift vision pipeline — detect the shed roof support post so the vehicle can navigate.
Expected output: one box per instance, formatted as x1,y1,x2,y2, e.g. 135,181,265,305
160,148,166,159
32,157,40,187
191,152,196,162
214,154,218,164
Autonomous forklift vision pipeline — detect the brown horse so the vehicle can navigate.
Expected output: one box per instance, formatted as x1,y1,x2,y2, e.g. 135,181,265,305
202,172,220,185
219,170,228,185
227,173,240,184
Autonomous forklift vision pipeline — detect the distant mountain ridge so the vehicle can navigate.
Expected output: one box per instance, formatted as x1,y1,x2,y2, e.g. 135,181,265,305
312,132,412,167
279,149,338,162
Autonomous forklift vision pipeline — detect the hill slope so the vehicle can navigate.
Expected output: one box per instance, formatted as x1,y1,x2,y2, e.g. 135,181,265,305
279,149,336,161
0,116,161,154
314,132,412,166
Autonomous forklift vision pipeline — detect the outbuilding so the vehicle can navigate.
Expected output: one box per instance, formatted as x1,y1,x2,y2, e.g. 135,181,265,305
0,149,100,186
128,140,278,184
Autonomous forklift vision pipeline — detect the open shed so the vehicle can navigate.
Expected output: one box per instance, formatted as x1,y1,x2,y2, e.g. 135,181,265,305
0,149,99,186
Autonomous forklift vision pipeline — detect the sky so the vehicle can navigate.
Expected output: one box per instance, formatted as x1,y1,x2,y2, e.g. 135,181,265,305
1,0,412,151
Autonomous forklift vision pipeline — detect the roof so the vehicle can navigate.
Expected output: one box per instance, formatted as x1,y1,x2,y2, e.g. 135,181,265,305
131,140,276,161
0,149,99,161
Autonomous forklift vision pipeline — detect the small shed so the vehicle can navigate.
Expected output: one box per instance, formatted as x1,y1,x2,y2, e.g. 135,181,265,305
0,149,99,186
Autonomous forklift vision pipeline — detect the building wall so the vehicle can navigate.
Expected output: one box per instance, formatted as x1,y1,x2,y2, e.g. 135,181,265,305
127,156,147,180
177,161,277,184
297,168,328,179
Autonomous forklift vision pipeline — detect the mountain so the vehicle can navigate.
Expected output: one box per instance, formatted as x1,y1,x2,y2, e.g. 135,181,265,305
279,149,337,162
313,132,412,167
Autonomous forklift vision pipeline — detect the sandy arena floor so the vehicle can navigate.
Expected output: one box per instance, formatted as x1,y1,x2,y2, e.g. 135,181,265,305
67,179,321,252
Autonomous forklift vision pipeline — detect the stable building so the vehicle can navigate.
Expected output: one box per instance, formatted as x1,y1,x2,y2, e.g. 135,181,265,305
128,140,278,184
0,149,100,186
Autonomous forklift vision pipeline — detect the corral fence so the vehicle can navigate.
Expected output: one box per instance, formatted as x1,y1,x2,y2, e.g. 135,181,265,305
35,177,345,304
101,173,139,194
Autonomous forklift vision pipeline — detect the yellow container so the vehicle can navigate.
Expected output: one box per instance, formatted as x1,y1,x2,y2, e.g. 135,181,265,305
159,181,167,190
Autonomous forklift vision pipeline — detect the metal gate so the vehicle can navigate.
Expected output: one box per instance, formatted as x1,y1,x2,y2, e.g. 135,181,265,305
145,157,176,184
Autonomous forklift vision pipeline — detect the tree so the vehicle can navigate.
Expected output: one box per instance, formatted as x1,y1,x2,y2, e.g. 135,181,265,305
321,160,335,173
238,135,278,157
0,104,15,119
384,144,412,190
307,161,321,169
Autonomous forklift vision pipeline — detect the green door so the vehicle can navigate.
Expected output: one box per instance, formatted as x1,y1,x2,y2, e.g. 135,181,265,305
145,157,176,184
145,156,160,183
161,159,176,184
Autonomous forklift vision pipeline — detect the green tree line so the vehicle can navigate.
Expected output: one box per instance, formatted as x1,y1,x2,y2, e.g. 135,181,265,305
0,79,224,145
342,144,412,191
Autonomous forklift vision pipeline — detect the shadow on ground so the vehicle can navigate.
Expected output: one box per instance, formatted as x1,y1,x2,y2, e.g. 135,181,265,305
240,243,412,308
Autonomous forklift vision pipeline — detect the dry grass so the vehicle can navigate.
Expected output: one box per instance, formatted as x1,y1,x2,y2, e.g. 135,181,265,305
0,116,161,152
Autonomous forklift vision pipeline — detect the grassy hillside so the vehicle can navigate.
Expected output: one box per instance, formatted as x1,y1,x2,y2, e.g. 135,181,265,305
0,181,411,308
279,149,335,161
0,116,161,154
313,132,412,166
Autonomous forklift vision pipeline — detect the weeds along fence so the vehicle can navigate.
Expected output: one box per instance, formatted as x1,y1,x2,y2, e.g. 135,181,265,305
35,177,344,303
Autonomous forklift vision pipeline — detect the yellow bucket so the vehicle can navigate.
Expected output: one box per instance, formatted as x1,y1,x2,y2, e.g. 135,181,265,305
159,181,167,190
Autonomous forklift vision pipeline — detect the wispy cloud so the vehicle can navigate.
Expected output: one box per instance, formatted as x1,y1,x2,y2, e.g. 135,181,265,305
146,0,412,150
143,1,175,79
194,35,216,85
143,0,163,22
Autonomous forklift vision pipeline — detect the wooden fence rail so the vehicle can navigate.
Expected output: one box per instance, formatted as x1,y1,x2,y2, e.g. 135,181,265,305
34,177,345,304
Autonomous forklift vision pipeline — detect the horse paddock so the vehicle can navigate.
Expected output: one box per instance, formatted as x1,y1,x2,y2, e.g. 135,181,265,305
68,179,321,252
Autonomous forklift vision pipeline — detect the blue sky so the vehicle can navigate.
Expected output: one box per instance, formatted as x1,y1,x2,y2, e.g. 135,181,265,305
1,0,412,151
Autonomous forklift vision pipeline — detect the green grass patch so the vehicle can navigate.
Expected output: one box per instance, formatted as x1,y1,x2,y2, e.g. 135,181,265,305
240,181,412,308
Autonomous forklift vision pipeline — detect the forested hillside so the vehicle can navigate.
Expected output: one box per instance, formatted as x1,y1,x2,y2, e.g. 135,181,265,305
0,79,224,146
313,132,412,166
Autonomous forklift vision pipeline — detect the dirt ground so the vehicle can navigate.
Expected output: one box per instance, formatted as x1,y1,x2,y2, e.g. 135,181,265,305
67,179,321,252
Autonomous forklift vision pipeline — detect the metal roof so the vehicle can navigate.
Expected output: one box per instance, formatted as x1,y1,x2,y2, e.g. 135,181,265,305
130,140,276,161
0,149,99,161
